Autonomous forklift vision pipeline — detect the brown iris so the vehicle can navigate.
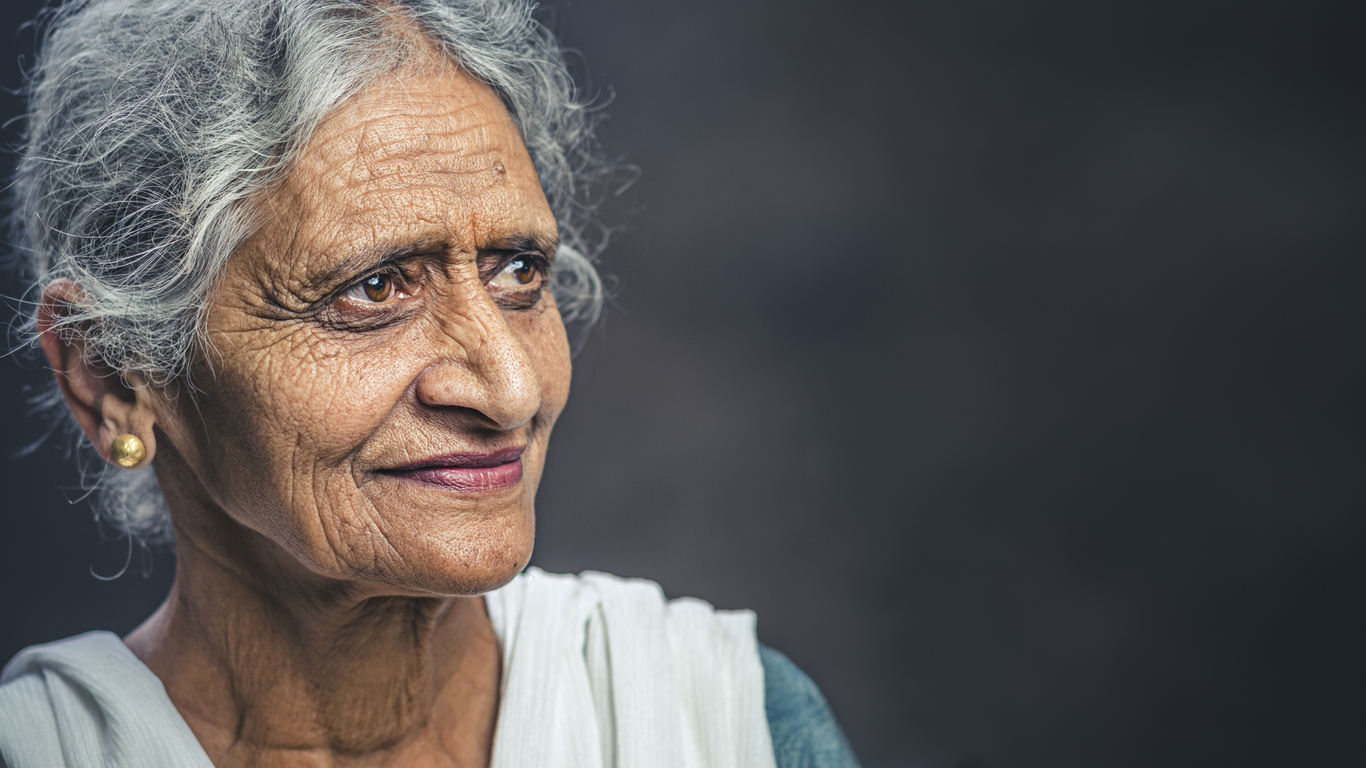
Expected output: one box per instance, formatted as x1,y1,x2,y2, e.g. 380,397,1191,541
510,258,535,285
361,273,395,302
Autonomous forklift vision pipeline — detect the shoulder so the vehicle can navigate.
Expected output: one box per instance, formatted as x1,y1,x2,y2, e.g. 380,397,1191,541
0,632,213,768
0,666,63,767
0,632,125,767
760,645,863,768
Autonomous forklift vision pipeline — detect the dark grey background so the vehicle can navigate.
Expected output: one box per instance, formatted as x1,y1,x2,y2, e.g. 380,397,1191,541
1,1,1362,767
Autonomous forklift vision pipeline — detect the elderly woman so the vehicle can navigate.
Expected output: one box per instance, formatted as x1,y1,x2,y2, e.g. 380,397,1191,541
0,0,860,766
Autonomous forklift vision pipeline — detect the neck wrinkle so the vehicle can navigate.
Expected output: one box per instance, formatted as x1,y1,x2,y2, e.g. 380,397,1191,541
125,487,499,766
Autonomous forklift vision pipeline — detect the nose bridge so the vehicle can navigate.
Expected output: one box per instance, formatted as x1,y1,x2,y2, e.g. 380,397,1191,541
418,285,541,430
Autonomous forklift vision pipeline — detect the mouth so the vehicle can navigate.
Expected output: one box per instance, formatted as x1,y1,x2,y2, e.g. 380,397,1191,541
381,445,526,492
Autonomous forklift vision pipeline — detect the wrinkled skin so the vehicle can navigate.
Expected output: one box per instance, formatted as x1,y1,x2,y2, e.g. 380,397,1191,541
39,48,569,767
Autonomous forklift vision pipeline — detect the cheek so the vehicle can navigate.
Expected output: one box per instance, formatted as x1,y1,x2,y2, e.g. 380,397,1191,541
520,305,572,425
229,332,409,450
190,326,416,528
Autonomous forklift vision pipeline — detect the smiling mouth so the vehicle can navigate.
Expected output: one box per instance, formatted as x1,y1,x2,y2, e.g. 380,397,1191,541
382,446,526,492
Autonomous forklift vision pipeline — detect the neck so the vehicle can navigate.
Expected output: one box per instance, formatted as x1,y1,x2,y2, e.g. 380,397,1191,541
125,475,501,767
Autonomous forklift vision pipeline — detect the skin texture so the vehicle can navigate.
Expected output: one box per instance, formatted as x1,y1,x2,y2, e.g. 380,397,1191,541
37,46,570,767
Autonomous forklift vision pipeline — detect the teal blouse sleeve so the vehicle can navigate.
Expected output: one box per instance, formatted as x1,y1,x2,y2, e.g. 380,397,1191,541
761,645,863,768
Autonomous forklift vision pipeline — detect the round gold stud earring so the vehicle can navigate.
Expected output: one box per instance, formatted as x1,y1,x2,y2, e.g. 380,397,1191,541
110,433,146,468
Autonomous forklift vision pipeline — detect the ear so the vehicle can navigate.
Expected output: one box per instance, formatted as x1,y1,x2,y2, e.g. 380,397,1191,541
38,279,160,469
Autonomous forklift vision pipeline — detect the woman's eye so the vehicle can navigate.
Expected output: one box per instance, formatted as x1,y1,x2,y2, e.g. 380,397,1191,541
321,266,422,329
491,257,541,289
348,272,399,303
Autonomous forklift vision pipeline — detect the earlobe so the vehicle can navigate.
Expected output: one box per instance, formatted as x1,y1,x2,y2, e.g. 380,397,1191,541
37,279,159,469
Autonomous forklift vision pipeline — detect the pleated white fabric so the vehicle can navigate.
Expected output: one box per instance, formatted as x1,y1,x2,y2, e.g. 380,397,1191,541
0,569,777,768
0,631,214,768
485,568,777,768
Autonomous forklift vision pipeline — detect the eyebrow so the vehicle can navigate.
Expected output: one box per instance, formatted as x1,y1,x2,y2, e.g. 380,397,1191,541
305,237,447,293
482,231,560,259
306,229,559,292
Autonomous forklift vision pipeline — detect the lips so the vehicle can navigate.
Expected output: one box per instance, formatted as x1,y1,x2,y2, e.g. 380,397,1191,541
382,446,526,492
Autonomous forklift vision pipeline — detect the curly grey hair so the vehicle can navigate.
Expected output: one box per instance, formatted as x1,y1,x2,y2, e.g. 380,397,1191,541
10,0,609,544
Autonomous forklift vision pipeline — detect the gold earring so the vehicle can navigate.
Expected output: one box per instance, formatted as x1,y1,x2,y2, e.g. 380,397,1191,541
110,433,146,468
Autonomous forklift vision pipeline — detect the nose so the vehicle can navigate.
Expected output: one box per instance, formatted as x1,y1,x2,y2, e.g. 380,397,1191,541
414,291,541,431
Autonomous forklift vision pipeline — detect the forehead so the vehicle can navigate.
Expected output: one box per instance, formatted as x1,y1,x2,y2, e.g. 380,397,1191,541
250,59,554,275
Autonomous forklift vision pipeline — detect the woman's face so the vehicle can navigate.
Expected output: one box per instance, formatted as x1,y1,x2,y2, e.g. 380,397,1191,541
159,59,570,596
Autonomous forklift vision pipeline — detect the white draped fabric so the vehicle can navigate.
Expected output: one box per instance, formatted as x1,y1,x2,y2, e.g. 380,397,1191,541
0,568,777,768
0,632,213,768
485,568,777,768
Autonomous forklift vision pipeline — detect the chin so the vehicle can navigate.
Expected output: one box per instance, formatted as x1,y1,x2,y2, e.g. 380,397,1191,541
360,507,536,598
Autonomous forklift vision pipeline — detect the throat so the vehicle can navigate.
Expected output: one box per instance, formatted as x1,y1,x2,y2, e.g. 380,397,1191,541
127,579,502,767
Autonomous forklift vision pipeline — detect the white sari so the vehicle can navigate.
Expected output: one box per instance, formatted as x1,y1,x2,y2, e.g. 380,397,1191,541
0,568,777,768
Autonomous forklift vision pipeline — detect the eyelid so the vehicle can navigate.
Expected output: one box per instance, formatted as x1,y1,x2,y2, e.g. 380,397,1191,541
483,250,550,285
328,256,431,303
317,268,420,332
351,266,405,291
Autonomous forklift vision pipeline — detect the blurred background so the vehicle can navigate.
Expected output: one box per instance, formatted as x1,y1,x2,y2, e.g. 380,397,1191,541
1,1,1362,766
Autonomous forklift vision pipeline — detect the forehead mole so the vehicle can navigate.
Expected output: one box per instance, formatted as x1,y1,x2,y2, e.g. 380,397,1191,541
493,160,507,175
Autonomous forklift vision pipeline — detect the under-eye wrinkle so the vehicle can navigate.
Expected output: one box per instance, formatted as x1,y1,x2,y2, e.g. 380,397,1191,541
492,286,544,311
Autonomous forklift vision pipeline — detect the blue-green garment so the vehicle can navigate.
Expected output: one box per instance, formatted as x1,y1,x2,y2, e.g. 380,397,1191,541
761,646,863,768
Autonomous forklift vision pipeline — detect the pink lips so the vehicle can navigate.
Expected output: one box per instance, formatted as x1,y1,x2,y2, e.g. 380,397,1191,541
384,446,525,493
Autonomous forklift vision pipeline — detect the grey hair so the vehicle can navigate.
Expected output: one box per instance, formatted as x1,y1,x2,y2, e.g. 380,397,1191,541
10,0,611,544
